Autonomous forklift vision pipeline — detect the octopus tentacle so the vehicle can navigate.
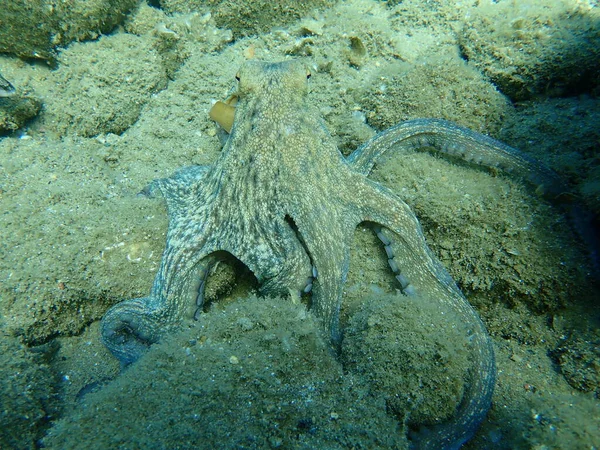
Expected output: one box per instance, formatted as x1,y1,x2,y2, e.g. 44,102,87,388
353,178,496,450
101,255,215,367
143,165,211,202
349,120,600,273
348,118,565,199
374,224,417,296
102,166,218,366
294,206,352,347
226,214,313,300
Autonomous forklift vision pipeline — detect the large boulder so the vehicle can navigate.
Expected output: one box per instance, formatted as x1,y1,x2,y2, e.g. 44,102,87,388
0,0,139,61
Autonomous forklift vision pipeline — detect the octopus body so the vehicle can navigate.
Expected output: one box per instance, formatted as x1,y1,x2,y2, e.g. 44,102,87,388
102,60,562,448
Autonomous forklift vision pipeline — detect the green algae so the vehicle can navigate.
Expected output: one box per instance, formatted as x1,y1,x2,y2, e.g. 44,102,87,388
356,54,512,136
46,34,168,137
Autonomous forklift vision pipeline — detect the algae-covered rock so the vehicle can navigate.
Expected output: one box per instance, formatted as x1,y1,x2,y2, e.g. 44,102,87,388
0,95,42,133
460,0,600,101
43,296,406,449
0,0,138,60
499,96,600,217
357,55,512,135
0,326,57,449
45,33,168,137
124,3,233,79
552,333,600,396
343,293,470,427
160,0,337,36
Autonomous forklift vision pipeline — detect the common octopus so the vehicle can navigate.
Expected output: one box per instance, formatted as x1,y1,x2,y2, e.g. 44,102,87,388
101,60,563,448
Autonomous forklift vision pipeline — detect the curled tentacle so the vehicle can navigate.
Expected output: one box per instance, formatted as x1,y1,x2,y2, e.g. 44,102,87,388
101,296,165,367
350,119,600,277
101,252,216,366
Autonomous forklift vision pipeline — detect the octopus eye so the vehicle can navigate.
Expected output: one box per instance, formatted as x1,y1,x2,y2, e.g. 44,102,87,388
235,72,240,81
306,71,311,79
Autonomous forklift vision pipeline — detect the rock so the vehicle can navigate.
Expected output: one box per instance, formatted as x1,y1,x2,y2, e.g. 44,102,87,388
0,0,139,61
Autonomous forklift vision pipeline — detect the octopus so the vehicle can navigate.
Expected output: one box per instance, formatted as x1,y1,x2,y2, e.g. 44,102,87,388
101,60,564,449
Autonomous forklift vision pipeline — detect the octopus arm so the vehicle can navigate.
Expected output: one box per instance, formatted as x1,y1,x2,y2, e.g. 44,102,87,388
142,165,212,222
352,177,496,450
101,255,215,367
293,203,353,347
348,118,565,199
101,165,216,366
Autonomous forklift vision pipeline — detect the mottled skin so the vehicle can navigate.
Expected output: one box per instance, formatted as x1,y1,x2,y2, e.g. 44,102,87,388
102,60,563,448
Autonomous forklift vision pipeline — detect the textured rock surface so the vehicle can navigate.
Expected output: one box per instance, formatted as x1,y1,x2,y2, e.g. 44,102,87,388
44,33,168,137
160,0,336,36
0,0,138,60
459,0,600,101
